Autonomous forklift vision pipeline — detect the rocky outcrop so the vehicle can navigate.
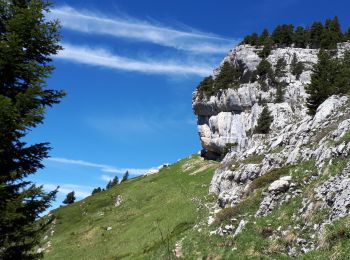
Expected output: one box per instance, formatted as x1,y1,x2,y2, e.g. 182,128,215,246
193,41,350,256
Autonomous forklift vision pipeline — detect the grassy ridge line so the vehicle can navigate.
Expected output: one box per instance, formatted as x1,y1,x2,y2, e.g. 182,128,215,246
43,155,218,259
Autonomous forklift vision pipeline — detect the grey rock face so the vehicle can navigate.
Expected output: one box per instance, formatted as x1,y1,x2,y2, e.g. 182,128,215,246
315,163,350,220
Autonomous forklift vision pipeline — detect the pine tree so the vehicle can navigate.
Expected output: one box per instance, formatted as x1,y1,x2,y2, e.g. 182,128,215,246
344,27,350,42
197,76,214,98
309,22,324,48
274,58,287,78
214,61,241,91
335,50,350,94
306,50,339,115
92,187,102,195
258,28,270,46
121,171,129,183
294,26,308,48
0,1,63,258
258,37,274,58
63,191,76,205
290,53,305,80
272,24,294,46
254,106,273,134
275,85,284,103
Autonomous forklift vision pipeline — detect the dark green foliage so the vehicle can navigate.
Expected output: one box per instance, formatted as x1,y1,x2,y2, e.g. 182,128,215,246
306,50,339,115
213,61,241,91
121,171,129,183
91,187,102,195
275,84,284,103
240,17,347,50
271,24,294,46
294,26,309,48
254,106,273,134
321,17,343,49
0,0,64,258
305,49,350,114
258,38,274,58
106,176,119,189
255,59,273,90
243,32,259,45
196,76,214,98
274,58,287,78
63,191,76,205
197,62,243,97
309,22,324,48
290,53,305,80
345,27,350,41
258,28,270,46
335,50,350,94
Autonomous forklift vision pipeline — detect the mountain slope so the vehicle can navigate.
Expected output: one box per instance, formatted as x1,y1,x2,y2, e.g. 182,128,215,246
40,155,218,259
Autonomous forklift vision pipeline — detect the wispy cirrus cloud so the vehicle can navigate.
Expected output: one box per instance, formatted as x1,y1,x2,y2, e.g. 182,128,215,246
50,6,237,54
47,157,151,175
42,183,93,198
56,43,213,76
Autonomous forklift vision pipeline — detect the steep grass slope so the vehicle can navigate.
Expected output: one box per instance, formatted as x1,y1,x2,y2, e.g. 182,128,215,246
41,155,218,259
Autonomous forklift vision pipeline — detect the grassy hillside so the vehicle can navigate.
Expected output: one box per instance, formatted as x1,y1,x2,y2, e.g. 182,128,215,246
41,154,350,259
42,155,218,259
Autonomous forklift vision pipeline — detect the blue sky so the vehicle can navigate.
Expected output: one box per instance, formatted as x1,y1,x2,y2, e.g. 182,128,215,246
26,0,350,209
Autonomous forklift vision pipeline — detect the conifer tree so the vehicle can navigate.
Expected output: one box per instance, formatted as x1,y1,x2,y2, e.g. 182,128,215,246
258,28,270,46
63,191,76,205
274,58,287,78
197,76,214,98
309,22,324,48
214,61,240,91
335,50,350,94
306,50,339,115
272,24,294,46
121,171,129,183
290,53,305,80
255,106,273,134
258,37,274,58
275,85,284,103
344,27,350,41
0,1,63,258
294,26,308,48
91,187,102,195
321,17,343,49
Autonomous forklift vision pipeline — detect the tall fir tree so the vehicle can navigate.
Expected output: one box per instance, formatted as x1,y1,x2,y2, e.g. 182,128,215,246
306,50,339,115
309,22,324,48
0,0,64,258
321,17,343,49
293,26,308,48
254,106,273,134
214,61,241,91
121,171,129,183
258,28,270,46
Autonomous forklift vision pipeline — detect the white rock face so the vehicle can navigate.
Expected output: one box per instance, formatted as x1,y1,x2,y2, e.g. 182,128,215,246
194,42,350,209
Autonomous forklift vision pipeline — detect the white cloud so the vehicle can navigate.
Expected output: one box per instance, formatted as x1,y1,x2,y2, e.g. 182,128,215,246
47,157,151,175
42,183,92,198
101,175,114,182
50,6,237,54
56,43,213,76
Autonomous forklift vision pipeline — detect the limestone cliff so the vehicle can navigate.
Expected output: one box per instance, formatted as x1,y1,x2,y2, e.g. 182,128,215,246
192,42,350,256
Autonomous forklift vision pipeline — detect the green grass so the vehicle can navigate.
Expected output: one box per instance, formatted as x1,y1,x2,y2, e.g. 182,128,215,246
42,155,218,260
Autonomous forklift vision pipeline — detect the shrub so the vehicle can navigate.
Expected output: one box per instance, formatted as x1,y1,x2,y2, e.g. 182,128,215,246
254,106,273,134
290,53,304,80
197,76,214,98
63,191,76,205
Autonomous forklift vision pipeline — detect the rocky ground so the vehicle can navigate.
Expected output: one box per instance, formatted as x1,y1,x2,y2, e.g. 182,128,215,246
192,41,350,257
